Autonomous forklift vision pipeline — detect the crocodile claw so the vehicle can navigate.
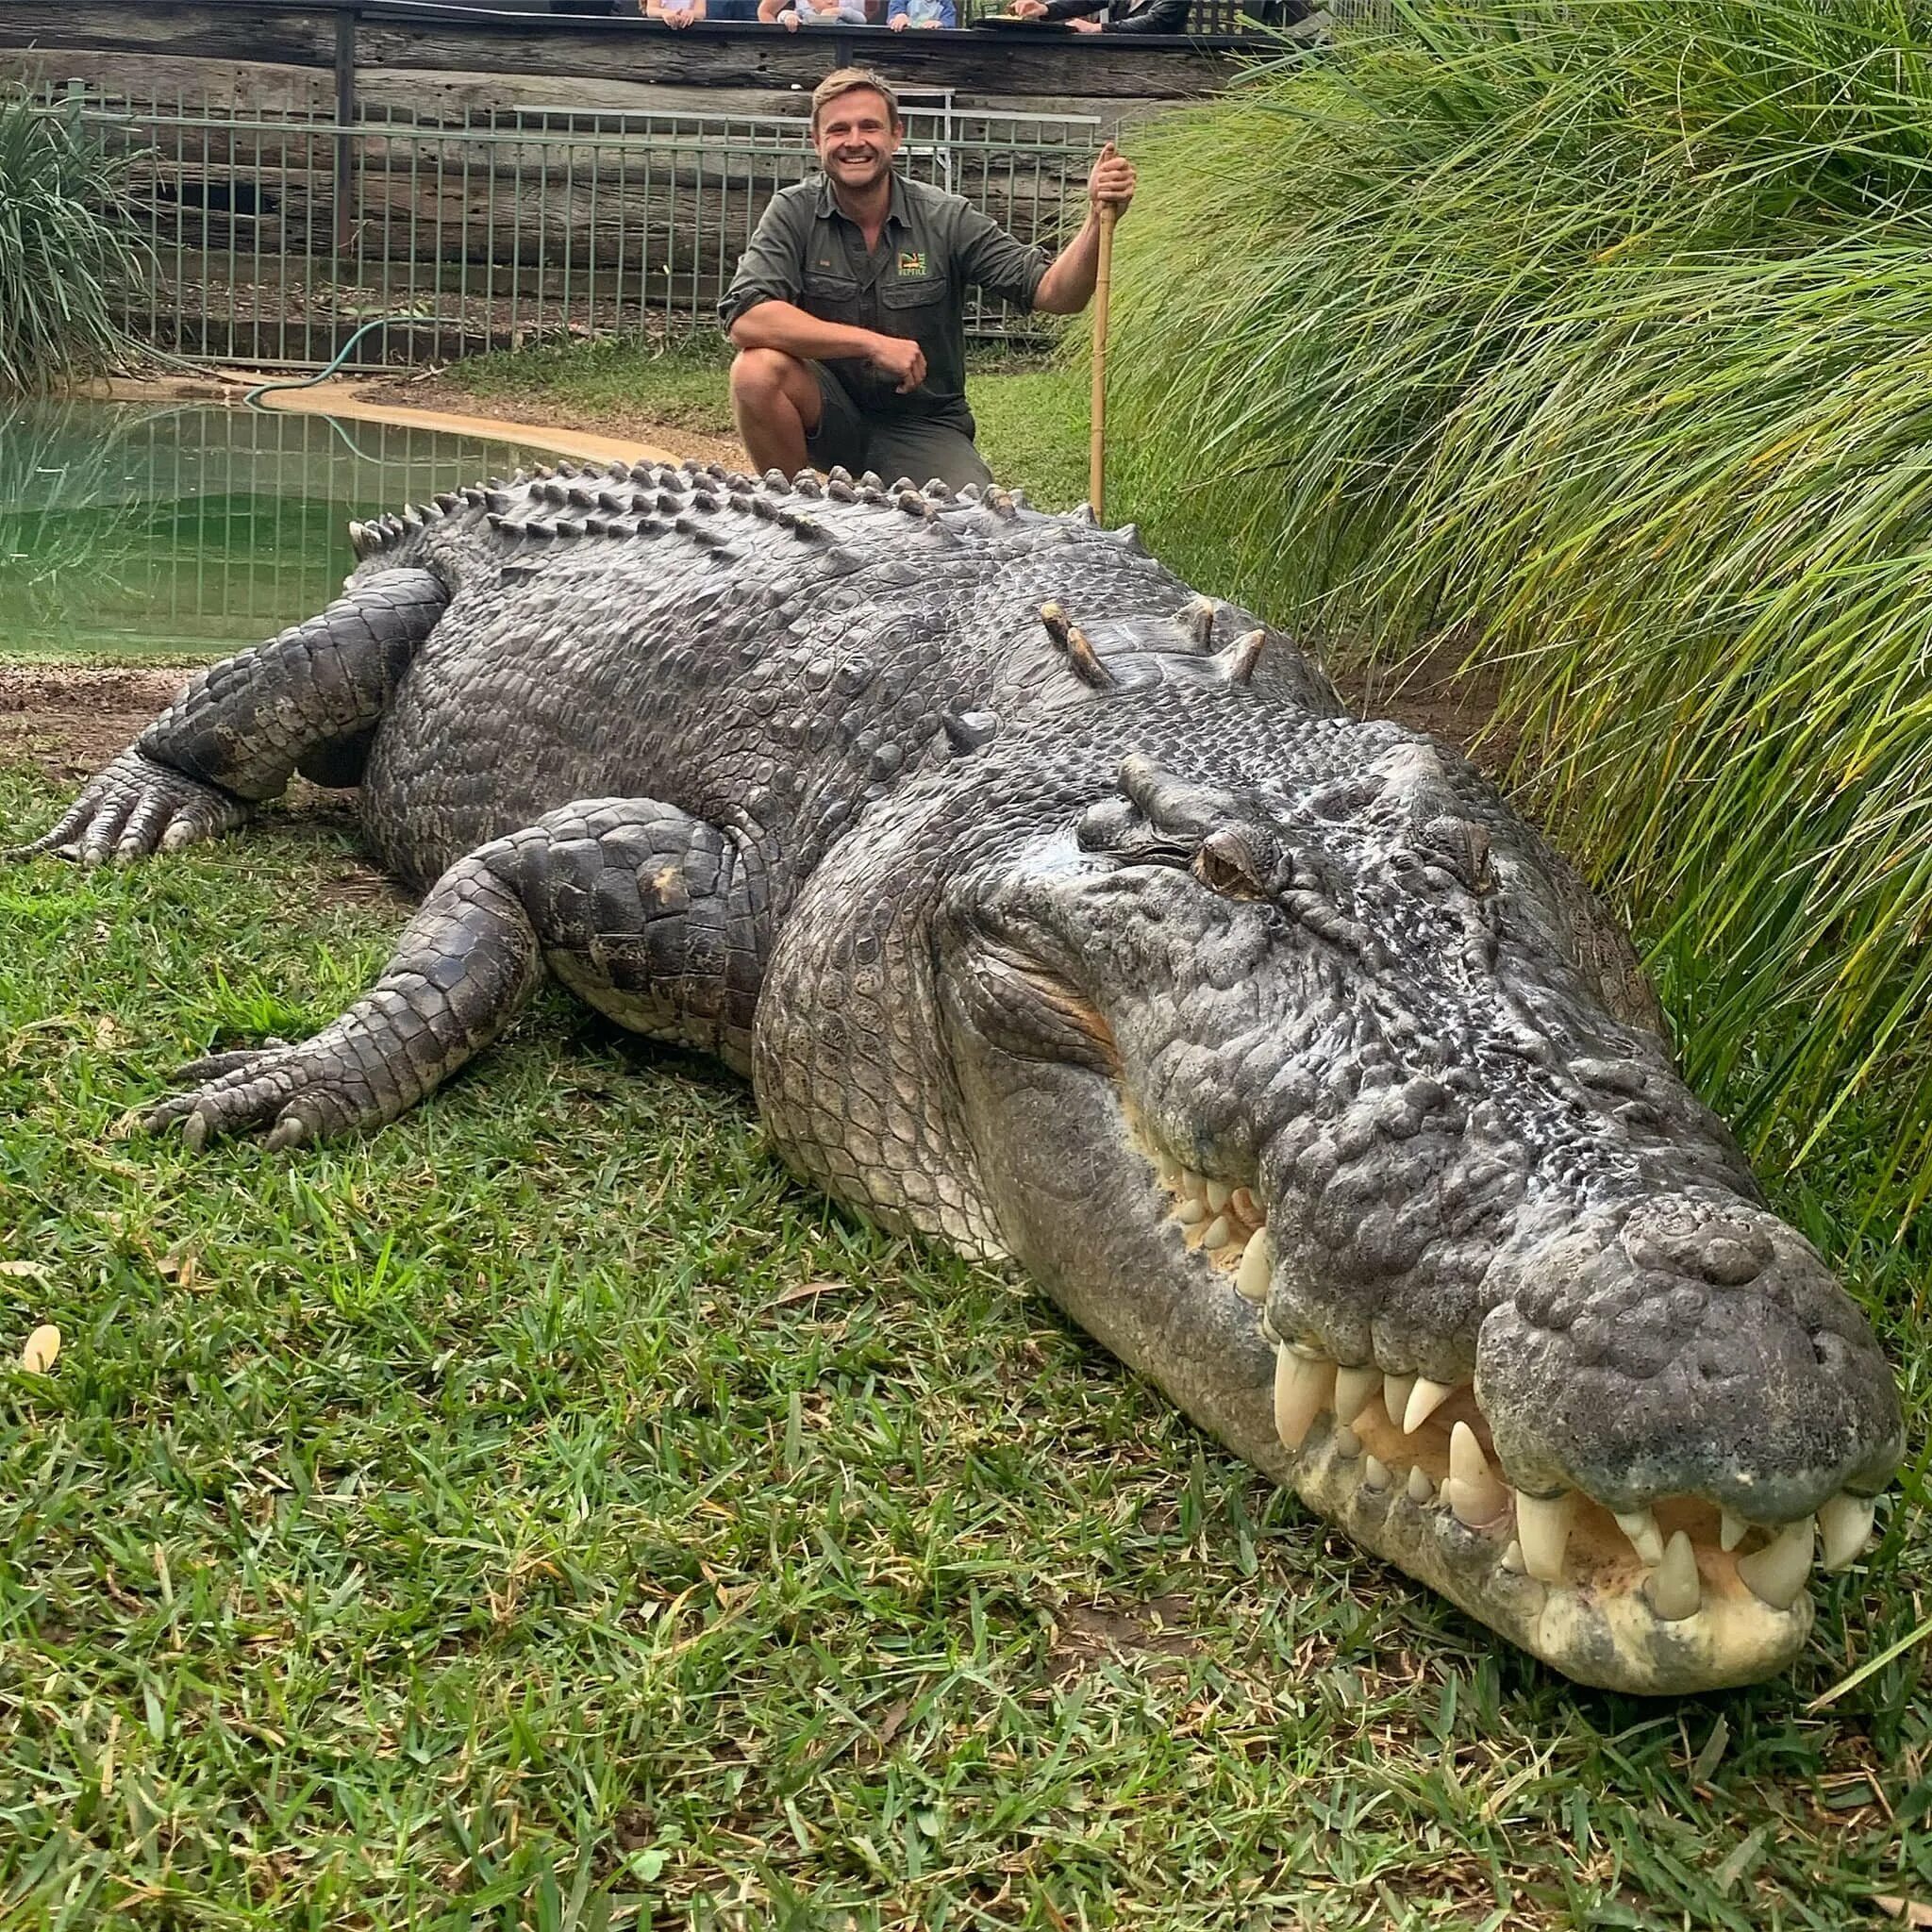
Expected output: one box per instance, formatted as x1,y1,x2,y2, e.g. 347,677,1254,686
6,748,248,865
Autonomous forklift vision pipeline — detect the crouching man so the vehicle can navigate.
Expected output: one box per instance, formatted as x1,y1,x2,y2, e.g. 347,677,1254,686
722,68,1135,491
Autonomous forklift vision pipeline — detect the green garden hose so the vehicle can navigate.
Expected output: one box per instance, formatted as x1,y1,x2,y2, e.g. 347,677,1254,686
243,316,426,408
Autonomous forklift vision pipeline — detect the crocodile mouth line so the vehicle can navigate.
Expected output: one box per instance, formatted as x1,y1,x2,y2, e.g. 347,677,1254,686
1132,1128,1877,1654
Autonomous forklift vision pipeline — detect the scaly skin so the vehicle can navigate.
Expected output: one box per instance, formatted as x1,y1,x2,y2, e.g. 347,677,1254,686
8,458,1903,1693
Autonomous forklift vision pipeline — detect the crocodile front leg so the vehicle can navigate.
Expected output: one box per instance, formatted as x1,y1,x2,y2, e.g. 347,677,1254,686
8,568,446,864
142,796,768,1149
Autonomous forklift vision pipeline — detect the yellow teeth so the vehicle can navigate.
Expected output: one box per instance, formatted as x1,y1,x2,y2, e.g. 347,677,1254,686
1737,1517,1814,1609
1403,1376,1457,1435
1647,1530,1701,1621
1447,1421,1509,1527
1515,1490,1574,1585
1382,1373,1416,1427
1614,1507,1665,1568
1334,1363,1382,1424
1274,1346,1334,1451
1818,1493,1875,1571
1236,1227,1272,1302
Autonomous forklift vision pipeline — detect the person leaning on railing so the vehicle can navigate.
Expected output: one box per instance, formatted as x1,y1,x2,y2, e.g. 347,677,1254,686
1007,0,1191,30
758,0,870,27
641,0,761,27
888,0,958,26
722,67,1135,492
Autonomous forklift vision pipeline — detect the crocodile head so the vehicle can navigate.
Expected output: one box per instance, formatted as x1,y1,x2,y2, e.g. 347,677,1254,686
925,722,1902,1694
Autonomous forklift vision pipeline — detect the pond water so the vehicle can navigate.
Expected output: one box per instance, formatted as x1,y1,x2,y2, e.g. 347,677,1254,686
0,402,547,659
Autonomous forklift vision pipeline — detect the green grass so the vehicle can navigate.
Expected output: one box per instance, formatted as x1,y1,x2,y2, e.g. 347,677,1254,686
1101,0,1932,1229
4,761,1932,1926
431,337,1091,512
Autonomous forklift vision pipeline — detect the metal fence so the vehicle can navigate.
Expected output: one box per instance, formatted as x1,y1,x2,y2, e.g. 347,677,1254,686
46,82,1098,371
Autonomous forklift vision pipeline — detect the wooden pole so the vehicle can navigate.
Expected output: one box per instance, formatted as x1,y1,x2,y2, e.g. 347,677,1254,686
1089,198,1118,523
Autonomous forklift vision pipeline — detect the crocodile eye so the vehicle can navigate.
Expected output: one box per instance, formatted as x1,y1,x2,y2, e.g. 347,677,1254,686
1193,825,1280,900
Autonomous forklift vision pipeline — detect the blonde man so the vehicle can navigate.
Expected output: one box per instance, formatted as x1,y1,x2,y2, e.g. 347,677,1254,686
722,69,1135,491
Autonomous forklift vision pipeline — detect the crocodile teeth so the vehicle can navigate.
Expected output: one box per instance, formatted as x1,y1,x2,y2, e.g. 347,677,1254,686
1236,1227,1272,1303
1175,1197,1207,1226
1362,1455,1392,1492
1501,1541,1527,1575
1818,1493,1875,1571
1382,1373,1415,1426
1446,1421,1508,1526
1204,1179,1232,1213
1407,1464,1436,1505
1402,1376,1457,1435
1273,1346,1334,1451
1333,1423,1361,1458
1200,1214,1232,1249
1720,1507,1748,1553
1230,1187,1259,1224
1614,1507,1665,1568
1737,1516,1814,1610
1647,1530,1701,1621
1333,1363,1381,1425
1504,1490,1568,1583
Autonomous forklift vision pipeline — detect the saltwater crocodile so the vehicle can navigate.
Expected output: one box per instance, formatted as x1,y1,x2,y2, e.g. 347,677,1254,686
10,458,1902,1693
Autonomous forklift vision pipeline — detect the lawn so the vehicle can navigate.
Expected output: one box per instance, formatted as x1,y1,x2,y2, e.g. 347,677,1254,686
406,336,1091,513
0,373,1928,1924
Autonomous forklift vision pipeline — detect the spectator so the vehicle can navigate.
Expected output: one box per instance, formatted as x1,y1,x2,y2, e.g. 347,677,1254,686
889,0,958,25
722,67,1135,491
1008,0,1191,30
641,0,759,27
758,0,870,27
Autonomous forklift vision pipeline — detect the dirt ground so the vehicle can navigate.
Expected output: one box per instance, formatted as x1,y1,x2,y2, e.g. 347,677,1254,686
366,370,750,473
0,663,193,785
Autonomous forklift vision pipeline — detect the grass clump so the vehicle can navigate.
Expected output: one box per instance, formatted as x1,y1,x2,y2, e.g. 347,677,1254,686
0,92,145,393
1106,0,1932,1220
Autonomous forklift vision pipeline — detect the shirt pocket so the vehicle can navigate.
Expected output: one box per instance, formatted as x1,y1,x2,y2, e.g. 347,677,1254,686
802,268,863,327
879,274,951,334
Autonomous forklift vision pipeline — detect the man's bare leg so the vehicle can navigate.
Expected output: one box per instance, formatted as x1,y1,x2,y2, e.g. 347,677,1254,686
729,348,824,476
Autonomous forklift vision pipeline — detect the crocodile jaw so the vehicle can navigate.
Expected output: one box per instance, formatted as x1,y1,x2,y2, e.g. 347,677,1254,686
1290,1412,1809,1694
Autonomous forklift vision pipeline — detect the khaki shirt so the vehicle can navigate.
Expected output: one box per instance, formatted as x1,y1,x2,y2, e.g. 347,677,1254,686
720,172,1050,421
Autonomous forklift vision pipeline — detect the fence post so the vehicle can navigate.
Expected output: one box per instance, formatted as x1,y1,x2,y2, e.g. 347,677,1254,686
334,5,358,258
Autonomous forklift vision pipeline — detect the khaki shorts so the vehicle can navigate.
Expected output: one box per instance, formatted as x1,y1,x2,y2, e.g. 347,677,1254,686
805,364,994,492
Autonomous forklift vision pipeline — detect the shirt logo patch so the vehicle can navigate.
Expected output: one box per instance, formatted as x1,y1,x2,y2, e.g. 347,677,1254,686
897,250,927,277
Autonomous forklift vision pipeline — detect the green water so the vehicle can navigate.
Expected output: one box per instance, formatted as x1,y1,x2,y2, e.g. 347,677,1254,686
0,401,548,659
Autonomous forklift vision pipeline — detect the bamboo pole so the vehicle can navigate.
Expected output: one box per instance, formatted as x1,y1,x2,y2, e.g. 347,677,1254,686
1089,197,1118,523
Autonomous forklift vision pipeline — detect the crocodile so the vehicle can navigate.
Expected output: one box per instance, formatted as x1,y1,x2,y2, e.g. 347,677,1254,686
9,457,1902,1694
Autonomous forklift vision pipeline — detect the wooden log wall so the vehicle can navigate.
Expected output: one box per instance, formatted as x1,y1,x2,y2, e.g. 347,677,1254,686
2,0,1229,360
0,0,1241,112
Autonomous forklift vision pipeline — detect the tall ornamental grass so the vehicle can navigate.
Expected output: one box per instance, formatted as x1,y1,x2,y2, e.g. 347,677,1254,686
0,91,144,392
1106,0,1932,1220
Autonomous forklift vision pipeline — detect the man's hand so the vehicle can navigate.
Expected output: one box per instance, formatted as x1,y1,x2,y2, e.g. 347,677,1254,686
864,335,927,394
1089,141,1135,215
889,9,908,22
1009,1,1051,14
1069,14,1103,27
778,7,800,25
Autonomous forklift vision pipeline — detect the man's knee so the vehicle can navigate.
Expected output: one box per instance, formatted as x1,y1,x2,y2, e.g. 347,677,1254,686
729,346,806,408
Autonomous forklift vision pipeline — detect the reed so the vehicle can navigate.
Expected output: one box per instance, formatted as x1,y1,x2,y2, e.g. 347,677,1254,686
1107,0,1932,1219
0,91,145,393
